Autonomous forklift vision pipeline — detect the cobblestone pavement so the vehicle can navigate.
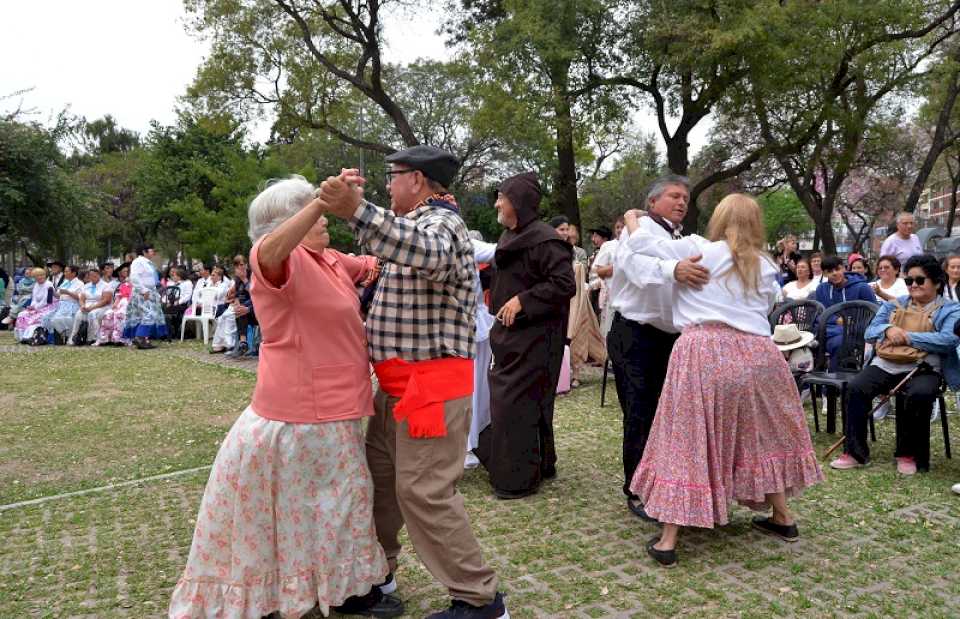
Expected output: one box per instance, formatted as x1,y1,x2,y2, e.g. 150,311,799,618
2,347,960,617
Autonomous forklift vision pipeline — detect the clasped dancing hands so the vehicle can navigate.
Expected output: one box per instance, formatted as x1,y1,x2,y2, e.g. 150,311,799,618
312,168,367,219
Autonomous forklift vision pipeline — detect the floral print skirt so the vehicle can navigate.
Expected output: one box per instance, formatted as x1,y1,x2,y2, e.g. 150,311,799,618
13,303,57,341
631,323,823,528
122,289,168,339
169,406,388,619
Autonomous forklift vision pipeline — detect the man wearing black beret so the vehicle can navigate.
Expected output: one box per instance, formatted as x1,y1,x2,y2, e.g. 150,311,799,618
316,145,507,619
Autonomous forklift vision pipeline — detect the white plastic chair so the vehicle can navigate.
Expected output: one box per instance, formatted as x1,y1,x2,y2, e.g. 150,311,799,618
181,287,218,345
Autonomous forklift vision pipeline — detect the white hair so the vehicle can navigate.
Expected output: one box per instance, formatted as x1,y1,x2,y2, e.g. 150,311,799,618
247,175,315,242
896,211,915,223
467,229,484,241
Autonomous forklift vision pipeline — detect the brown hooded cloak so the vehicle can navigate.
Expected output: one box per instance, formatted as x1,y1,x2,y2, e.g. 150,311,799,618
475,172,576,495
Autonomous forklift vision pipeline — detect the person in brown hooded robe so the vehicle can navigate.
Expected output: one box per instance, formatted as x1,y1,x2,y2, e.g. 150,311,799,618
475,172,576,499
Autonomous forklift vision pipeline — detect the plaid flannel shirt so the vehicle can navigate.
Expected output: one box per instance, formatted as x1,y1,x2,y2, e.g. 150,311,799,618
351,198,477,363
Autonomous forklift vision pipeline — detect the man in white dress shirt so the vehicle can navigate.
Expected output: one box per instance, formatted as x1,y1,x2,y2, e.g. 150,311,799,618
609,174,710,521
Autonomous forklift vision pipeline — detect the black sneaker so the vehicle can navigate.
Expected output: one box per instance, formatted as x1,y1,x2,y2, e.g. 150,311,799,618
426,592,508,619
333,587,405,618
751,516,800,542
646,536,678,568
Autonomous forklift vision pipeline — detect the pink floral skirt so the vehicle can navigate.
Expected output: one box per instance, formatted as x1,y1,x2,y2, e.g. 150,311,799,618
169,407,388,619
630,323,823,528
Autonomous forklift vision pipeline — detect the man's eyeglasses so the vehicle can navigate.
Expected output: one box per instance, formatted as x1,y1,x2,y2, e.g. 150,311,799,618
385,169,418,185
905,276,927,286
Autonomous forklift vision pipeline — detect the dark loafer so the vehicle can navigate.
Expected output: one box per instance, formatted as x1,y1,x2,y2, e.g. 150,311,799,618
751,516,800,542
333,588,405,618
646,536,677,568
627,498,658,523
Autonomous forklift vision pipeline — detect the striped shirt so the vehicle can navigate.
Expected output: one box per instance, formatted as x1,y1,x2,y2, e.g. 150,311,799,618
351,198,477,363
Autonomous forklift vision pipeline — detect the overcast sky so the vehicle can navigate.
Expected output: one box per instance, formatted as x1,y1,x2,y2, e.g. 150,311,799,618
1,0,706,155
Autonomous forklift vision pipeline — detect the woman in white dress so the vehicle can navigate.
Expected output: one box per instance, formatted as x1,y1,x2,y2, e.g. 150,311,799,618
13,267,56,342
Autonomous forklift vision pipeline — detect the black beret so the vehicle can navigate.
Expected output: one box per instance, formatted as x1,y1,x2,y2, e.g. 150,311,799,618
385,145,460,188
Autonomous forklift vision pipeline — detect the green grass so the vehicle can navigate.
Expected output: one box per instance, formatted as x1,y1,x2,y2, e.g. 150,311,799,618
0,331,254,504
1,334,960,617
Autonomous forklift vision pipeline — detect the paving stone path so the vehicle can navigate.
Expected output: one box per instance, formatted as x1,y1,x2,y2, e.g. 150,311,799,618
2,344,960,617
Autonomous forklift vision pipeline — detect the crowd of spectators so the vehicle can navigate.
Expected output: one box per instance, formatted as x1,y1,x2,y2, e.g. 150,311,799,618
0,251,256,360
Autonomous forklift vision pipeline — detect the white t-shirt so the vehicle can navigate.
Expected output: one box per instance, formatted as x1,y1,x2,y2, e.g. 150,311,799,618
79,280,108,309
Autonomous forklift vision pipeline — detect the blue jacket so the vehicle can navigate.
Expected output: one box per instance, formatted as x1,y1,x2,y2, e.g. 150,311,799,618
865,296,960,390
814,272,878,307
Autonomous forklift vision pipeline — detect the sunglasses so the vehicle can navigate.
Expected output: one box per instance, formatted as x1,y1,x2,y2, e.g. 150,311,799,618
904,276,928,286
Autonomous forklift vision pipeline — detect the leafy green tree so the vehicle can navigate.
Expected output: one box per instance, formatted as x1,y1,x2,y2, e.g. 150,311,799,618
759,188,813,247
0,118,93,262
731,0,960,253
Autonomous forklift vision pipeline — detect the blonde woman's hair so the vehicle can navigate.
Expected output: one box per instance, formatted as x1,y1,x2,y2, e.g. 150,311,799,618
706,193,773,296
31,267,46,278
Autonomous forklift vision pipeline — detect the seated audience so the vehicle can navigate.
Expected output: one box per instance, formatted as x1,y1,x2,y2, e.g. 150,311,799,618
831,254,960,474
780,256,818,301
943,254,960,302
162,266,193,338
814,255,878,370
3,268,37,326
95,266,133,346
44,265,83,343
210,257,248,354
871,255,909,302
849,255,872,280
13,268,55,342
100,262,119,293
69,268,112,345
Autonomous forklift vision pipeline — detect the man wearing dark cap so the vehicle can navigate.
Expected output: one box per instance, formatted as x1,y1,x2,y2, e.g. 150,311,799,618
474,172,576,498
316,145,507,619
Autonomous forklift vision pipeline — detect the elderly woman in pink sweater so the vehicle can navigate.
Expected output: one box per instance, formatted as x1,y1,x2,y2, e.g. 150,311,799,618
169,175,400,619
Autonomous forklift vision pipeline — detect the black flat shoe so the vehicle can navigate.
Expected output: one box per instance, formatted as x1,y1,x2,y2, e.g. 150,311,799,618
751,516,799,542
333,588,405,618
646,536,678,568
627,498,658,523
493,486,537,500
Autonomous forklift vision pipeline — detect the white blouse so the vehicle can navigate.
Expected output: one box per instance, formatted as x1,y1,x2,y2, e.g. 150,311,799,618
874,277,909,300
130,256,158,293
781,279,818,301
628,233,780,336
30,280,55,309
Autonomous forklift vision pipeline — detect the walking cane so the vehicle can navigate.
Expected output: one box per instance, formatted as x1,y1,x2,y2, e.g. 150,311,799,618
822,364,925,460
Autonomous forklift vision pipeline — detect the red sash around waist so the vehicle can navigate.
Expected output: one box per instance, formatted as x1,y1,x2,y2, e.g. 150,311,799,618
373,357,474,438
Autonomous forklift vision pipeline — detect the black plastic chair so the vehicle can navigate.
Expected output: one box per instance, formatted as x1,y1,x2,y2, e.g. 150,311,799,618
769,299,825,332
801,300,879,434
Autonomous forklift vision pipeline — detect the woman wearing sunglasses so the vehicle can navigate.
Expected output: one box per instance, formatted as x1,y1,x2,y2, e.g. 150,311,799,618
831,254,960,475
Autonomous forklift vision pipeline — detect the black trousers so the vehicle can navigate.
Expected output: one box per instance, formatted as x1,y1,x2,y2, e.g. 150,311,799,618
607,313,679,499
845,365,940,470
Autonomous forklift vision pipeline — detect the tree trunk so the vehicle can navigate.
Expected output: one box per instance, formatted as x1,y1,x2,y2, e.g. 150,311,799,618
947,178,960,237
552,80,580,231
664,134,698,232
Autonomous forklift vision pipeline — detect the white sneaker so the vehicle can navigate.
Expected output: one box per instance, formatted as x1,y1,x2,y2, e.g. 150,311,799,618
952,483,960,495
0,316,12,325
873,401,890,422
464,452,480,469
931,399,941,423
